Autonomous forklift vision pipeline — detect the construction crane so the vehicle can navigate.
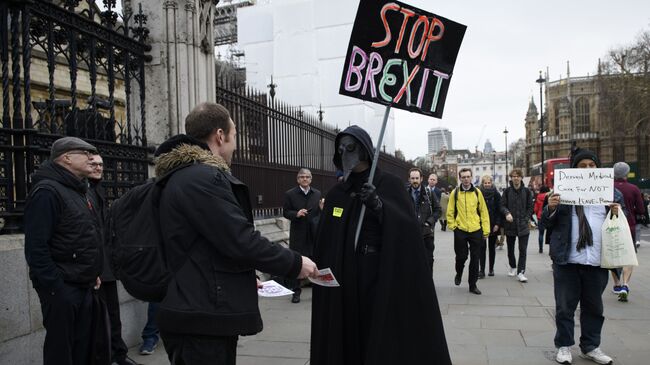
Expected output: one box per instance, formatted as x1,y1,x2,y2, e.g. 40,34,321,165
475,124,487,153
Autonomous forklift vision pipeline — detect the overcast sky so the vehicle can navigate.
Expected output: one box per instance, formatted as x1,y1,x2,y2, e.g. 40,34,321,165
393,0,650,159
107,1,649,159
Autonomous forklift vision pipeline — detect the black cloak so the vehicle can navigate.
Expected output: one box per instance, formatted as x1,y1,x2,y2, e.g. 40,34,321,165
310,126,451,365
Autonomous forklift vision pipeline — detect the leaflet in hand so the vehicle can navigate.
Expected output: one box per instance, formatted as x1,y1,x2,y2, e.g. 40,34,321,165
308,268,340,287
257,280,294,297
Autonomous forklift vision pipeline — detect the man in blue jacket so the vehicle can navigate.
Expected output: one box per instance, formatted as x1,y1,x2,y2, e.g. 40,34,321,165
543,148,619,365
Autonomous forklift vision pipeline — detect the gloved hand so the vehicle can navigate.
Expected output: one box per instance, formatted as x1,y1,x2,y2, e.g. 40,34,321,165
359,182,383,212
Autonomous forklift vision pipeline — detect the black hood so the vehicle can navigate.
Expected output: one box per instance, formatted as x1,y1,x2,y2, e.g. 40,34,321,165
333,125,375,170
31,160,88,194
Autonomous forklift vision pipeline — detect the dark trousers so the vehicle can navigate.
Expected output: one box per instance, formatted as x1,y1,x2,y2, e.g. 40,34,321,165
142,302,160,342
37,284,93,365
454,230,482,288
538,221,545,251
506,234,529,274
423,235,435,272
479,234,498,273
97,280,128,362
161,332,238,365
286,278,302,296
553,264,608,353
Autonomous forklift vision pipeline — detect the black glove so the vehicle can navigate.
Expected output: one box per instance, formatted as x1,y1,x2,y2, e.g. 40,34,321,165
359,182,383,212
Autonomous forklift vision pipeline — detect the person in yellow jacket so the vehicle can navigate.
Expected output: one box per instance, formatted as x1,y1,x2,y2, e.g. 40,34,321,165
447,168,491,295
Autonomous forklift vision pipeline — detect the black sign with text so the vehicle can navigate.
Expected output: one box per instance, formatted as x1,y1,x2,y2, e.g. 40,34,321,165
339,0,466,118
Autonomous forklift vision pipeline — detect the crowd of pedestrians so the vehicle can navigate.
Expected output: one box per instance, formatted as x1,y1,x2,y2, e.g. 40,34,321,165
22,102,646,365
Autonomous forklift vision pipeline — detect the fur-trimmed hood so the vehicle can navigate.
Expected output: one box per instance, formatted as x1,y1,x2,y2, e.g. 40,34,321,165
155,143,230,177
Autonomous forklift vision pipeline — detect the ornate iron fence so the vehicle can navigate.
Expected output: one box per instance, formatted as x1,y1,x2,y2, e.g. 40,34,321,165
0,0,151,233
216,77,414,217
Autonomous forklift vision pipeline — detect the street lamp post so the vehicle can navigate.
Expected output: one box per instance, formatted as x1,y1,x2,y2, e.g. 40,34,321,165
536,70,546,183
504,127,509,187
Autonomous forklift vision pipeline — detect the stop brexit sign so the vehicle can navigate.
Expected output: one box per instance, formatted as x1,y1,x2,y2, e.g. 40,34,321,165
339,0,466,118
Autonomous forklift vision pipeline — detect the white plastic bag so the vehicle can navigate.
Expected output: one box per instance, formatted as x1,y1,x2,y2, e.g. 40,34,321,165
600,210,638,268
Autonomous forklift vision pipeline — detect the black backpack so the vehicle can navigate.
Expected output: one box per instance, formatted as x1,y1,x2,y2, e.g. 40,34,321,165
109,163,192,302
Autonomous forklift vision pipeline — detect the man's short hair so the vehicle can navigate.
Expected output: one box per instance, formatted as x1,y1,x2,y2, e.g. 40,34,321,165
185,102,232,142
510,169,523,177
409,167,422,177
297,168,312,177
458,168,472,177
429,173,438,179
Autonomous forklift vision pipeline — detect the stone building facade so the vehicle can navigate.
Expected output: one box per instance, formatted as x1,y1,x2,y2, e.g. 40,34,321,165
524,71,650,184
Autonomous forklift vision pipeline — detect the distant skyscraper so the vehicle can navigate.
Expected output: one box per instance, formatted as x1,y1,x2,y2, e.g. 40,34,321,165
428,127,452,154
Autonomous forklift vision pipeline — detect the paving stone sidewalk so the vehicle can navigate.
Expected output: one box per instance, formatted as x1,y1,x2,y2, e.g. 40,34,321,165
129,227,650,365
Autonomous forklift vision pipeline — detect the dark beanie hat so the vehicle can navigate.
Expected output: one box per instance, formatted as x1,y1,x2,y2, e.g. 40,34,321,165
570,148,600,168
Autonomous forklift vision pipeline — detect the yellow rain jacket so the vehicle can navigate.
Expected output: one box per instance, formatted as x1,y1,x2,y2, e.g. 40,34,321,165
446,185,491,236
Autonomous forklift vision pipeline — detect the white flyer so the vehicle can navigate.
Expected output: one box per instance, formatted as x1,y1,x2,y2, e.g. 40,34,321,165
308,268,340,287
257,280,294,297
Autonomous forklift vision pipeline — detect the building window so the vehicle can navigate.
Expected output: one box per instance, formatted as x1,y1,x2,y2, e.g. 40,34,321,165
554,107,559,135
575,97,590,133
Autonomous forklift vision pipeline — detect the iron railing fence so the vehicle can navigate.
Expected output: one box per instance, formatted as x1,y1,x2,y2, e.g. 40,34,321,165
216,77,414,218
0,0,151,233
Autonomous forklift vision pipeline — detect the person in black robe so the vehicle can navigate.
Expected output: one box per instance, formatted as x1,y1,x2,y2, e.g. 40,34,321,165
310,125,451,365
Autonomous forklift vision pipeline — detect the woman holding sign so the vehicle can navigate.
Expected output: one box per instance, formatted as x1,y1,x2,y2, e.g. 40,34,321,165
543,148,622,365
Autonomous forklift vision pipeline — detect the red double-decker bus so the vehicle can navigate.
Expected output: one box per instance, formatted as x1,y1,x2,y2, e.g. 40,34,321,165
529,158,570,190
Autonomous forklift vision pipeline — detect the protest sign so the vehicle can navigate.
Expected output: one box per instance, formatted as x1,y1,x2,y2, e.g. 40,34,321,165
257,280,294,297
308,268,341,287
554,168,614,205
339,0,466,118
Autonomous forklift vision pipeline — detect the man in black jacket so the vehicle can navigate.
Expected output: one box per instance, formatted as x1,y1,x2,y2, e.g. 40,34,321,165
408,168,441,271
155,102,318,365
88,155,136,365
24,137,103,365
283,168,322,303
500,169,534,282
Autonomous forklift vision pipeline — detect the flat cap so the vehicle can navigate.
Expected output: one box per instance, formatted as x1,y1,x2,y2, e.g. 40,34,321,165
50,137,98,160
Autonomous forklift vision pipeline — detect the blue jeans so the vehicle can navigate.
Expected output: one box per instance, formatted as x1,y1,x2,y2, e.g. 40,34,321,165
142,302,160,343
553,263,608,353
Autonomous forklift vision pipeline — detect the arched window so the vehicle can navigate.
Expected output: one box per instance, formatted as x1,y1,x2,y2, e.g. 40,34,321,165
575,98,590,133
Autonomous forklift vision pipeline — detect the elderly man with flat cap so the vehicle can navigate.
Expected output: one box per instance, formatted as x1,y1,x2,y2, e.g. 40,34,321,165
24,136,104,365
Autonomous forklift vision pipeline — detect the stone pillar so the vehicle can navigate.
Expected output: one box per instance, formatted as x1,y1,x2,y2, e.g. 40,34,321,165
128,0,216,148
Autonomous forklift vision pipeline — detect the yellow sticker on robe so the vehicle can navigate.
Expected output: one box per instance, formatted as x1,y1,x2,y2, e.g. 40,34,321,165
333,207,344,217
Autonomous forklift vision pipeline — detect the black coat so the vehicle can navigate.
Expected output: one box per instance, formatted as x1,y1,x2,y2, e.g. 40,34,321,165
154,141,302,337
479,186,503,235
407,184,441,238
283,186,322,256
89,181,115,282
311,125,450,365
500,183,534,236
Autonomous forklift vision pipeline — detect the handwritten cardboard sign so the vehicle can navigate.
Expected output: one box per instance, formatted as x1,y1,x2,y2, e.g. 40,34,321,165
554,168,614,205
339,0,466,118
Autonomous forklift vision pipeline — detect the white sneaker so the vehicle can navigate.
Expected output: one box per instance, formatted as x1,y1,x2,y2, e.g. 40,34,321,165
508,268,517,276
580,347,613,364
556,346,572,364
517,272,528,282
636,241,641,248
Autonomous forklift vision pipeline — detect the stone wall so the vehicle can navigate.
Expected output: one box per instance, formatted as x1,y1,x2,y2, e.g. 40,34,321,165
0,218,290,364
